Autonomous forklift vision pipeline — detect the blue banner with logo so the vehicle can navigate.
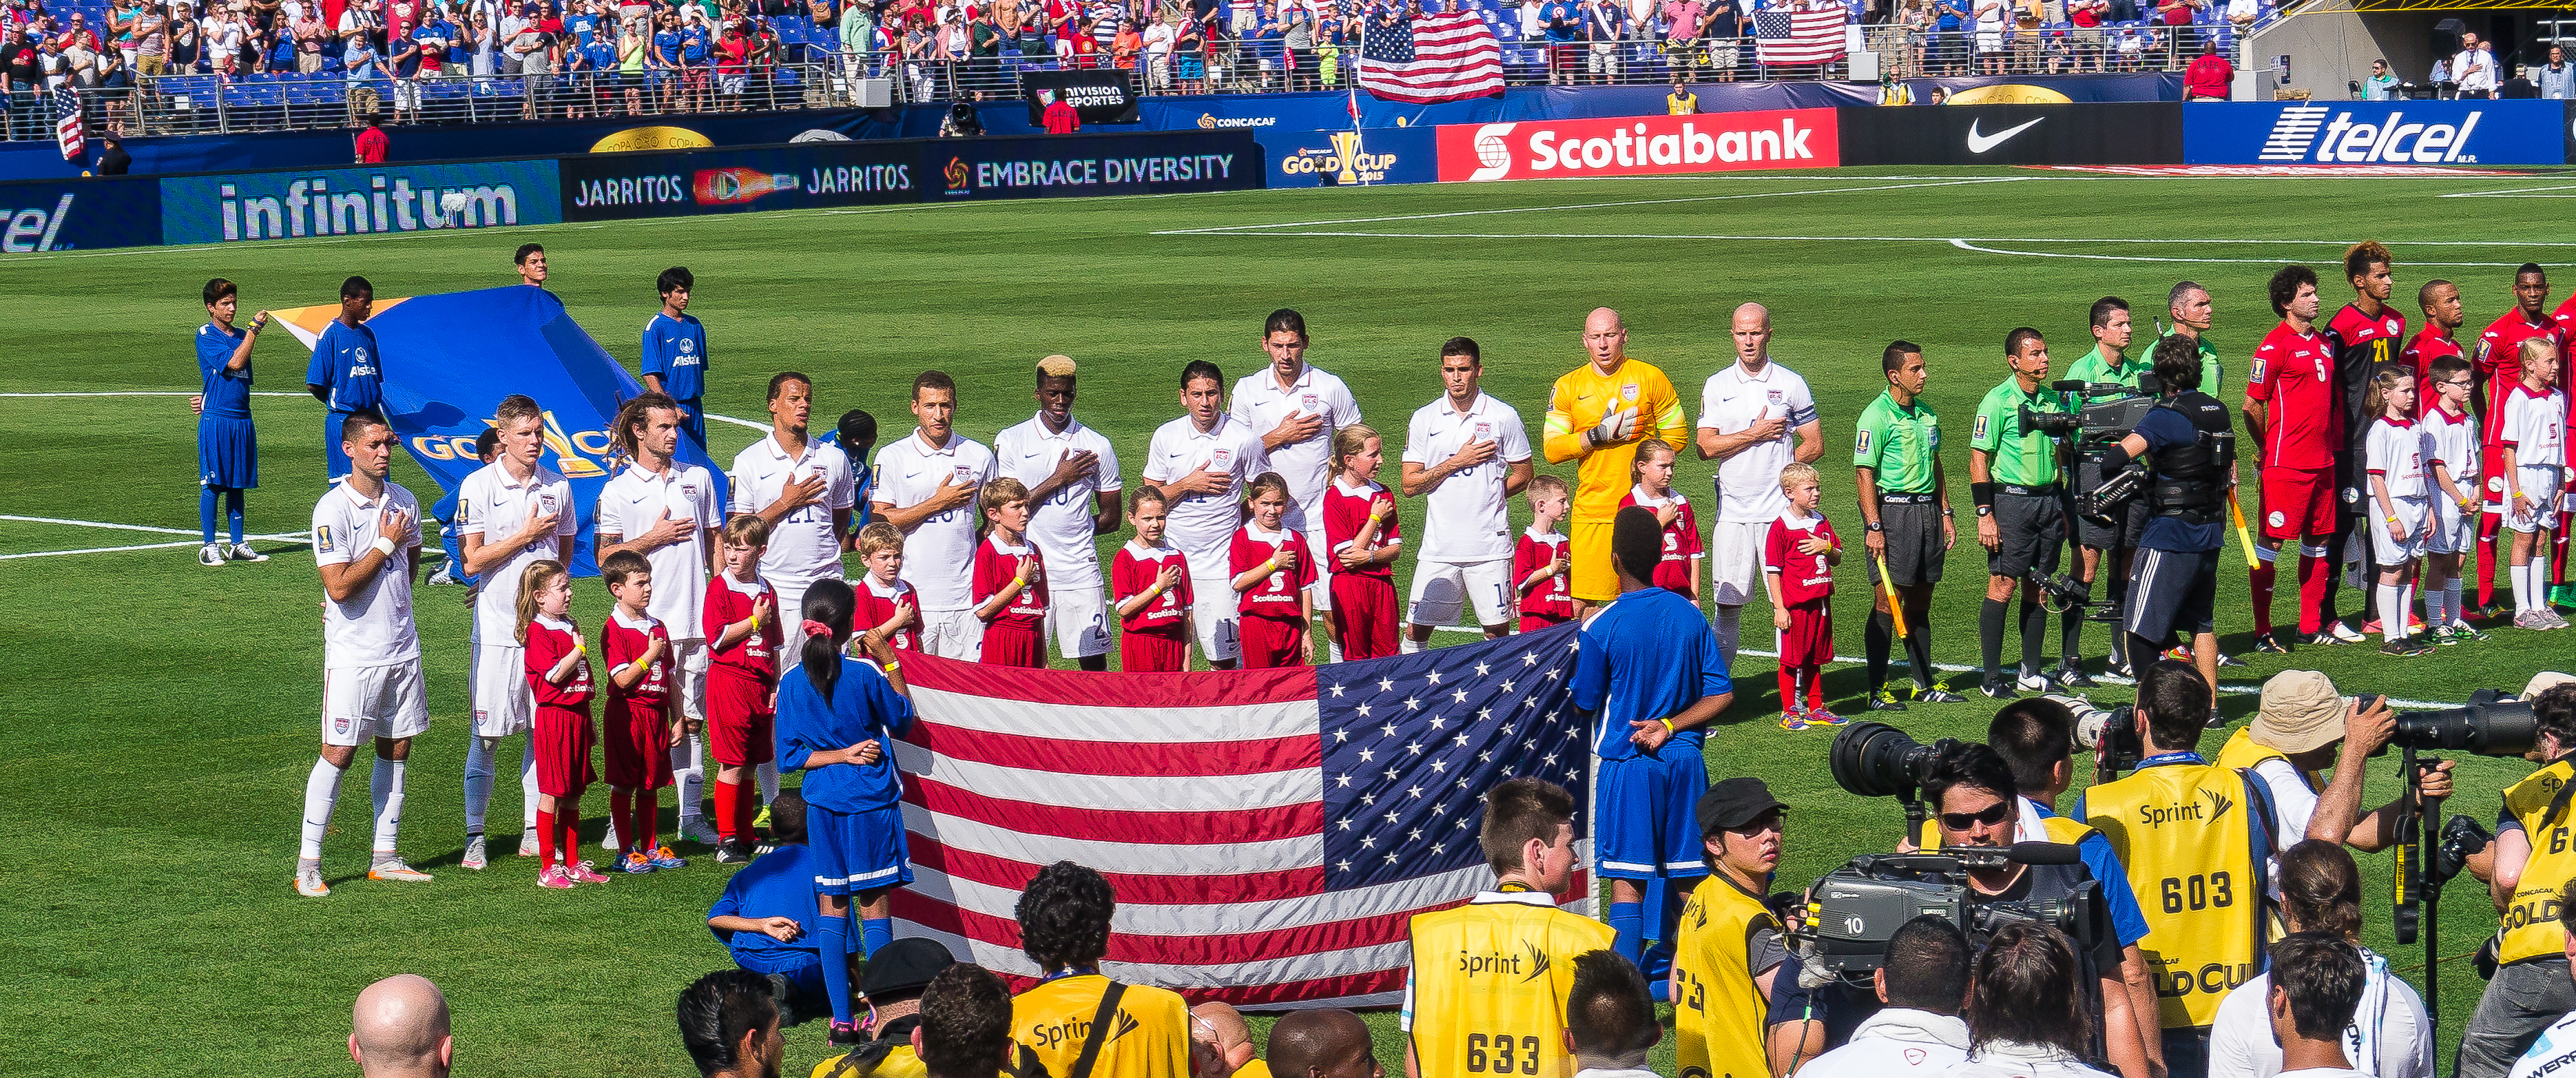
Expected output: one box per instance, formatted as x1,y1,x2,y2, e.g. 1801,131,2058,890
0,176,163,251
160,160,563,245
1257,125,1438,188
2184,100,2566,165
369,287,727,577
924,129,1264,200
563,141,917,220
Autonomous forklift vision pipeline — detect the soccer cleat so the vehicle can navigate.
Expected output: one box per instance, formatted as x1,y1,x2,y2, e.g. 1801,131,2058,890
621,851,657,874
2055,664,2097,690
1911,681,1966,705
715,840,754,864
1866,688,1909,712
754,803,773,831
461,833,489,871
601,822,621,851
1979,676,2017,701
2451,621,2493,643
565,860,614,884
295,862,330,897
1805,708,1849,727
2553,583,2576,609
198,543,227,568
647,845,689,869
753,842,778,857
2305,632,2347,647
2252,634,2292,655
2378,640,2421,658
2205,707,2226,729
535,867,576,890
2214,651,2247,667
1778,712,1810,732
2106,657,2134,679
679,818,722,847
368,857,433,882
227,543,269,563
426,561,457,586
2016,671,2052,692
2330,621,2368,643
518,830,541,857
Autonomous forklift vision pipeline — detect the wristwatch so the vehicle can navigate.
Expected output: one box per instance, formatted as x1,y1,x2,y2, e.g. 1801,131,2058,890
1975,506,1993,517
1865,520,1885,532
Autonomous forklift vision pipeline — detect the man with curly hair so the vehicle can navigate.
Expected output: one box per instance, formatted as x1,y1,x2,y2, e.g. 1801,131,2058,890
1010,862,1194,1078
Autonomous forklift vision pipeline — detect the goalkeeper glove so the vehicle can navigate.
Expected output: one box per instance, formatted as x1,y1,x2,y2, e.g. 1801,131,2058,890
1587,408,1637,448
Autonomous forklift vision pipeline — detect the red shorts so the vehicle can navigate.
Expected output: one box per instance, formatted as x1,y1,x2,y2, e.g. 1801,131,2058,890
980,622,1045,668
603,696,674,790
2259,466,2336,539
1521,611,1572,634
705,669,774,767
1329,574,1398,661
1121,628,1189,672
1780,601,1833,667
1238,613,1306,669
534,704,597,798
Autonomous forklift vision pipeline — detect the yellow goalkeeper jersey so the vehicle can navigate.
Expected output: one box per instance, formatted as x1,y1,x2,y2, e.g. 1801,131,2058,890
1543,357,1687,524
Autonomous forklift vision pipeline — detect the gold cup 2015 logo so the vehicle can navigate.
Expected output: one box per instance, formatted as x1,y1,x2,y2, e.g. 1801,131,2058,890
409,409,612,478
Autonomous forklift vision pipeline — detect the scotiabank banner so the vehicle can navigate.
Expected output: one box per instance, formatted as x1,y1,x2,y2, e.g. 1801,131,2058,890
1433,109,1839,182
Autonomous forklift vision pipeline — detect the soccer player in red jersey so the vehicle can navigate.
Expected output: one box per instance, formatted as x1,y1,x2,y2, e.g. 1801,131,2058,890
1321,424,1402,661
1617,439,1702,601
970,478,1050,669
851,521,922,657
2243,266,2347,649
599,550,687,874
1113,487,1194,672
701,516,781,862
2404,280,2468,391
1516,476,1577,633
1231,473,1317,667
1764,463,1841,728
2473,265,2567,614
2322,242,2407,636
519,559,607,888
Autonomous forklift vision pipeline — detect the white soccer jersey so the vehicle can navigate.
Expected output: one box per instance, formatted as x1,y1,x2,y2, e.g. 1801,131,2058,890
2502,384,2568,470
2427,404,2479,493
1229,363,1361,523
1402,391,1533,563
871,428,996,612
2513,1013,2576,1078
1142,413,1271,576
732,432,858,585
995,413,1122,590
312,478,424,669
2366,417,2429,501
1698,359,1820,524
456,460,577,647
597,460,719,641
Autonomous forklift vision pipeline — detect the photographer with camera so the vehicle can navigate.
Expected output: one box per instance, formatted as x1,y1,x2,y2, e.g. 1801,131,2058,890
2079,661,2281,1078
1970,328,2076,701
1672,778,1791,1078
1950,923,2122,1078
2214,672,2456,873
2460,683,2576,1078
2207,842,2434,1078
1794,916,1973,1078
2093,337,2238,713
2065,297,2146,680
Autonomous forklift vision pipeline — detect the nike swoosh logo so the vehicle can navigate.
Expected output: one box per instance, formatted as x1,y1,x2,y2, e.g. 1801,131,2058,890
1966,116,2044,154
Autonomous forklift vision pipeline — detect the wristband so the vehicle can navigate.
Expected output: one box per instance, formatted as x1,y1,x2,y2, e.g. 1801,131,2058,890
371,535,397,557
1012,575,1026,588
1971,481,1997,510
1659,718,1675,735
882,660,901,673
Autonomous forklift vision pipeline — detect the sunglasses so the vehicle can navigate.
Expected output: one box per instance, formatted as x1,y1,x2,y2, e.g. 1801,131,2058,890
1938,802,2013,831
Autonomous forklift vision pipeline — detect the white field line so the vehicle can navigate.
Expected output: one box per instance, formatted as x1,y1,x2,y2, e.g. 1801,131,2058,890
1946,238,2572,267
2441,184,2576,198
1,513,240,536
1154,178,2029,236
1,534,306,560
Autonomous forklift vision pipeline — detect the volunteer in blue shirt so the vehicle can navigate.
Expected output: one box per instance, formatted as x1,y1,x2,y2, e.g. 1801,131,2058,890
304,276,381,485
707,789,835,1013
196,277,271,566
641,265,709,447
1570,504,1736,999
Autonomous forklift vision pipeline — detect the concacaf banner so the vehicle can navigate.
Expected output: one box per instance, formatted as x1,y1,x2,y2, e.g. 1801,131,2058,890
270,286,728,576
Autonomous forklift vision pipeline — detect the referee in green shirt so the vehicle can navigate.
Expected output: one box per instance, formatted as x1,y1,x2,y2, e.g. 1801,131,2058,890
1853,340,1962,709
2159,280,2225,392
1969,328,2077,699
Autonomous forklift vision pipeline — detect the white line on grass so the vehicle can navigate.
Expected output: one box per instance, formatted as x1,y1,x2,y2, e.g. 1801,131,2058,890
2441,184,2576,198
707,412,769,431
1154,178,2028,236
1946,238,2572,267
0,514,234,537
1,534,306,560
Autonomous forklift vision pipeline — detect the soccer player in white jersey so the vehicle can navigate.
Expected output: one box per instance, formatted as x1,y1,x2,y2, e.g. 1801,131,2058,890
1400,337,1535,651
1229,309,1361,645
872,370,997,662
1144,359,1272,670
732,371,858,635
456,393,578,868
596,392,723,848
299,410,430,896
1694,302,1825,670
995,355,1123,671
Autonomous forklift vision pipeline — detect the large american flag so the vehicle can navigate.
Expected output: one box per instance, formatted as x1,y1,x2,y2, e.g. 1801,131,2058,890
888,623,1594,1008
53,88,84,163
1753,4,1847,65
1355,8,1505,105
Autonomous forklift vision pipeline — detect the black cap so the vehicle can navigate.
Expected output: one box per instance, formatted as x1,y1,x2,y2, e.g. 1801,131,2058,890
859,937,956,1000
1696,778,1787,834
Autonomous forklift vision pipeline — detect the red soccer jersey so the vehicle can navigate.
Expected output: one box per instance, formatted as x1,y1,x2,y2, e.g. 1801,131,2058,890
523,619,595,712
972,537,1050,631
1617,487,1703,594
1322,479,1400,582
2327,303,2407,371
2404,328,2466,391
2553,293,2576,340
2245,322,2341,470
602,611,672,713
1514,530,1576,621
1112,542,1194,635
2478,311,2567,443
703,574,780,682
854,577,923,653
1231,526,1316,621
1763,512,1840,607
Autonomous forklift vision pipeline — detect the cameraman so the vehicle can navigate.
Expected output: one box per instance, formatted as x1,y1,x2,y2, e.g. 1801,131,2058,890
2064,296,2144,680
2213,671,2457,872
2079,661,2280,1078
2094,335,2236,712
2461,683,2576,1078
1793,915,1972,1078
1672,779,1789,1078
1952,924,2121,1078
1969,327,2077,699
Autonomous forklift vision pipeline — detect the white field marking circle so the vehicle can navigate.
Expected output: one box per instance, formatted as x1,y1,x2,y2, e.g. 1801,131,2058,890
2442,184,2576,198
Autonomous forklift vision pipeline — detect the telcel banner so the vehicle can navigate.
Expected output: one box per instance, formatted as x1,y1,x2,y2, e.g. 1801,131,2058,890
1435,109,1839,181
0,176,161,251
2183,100,2564,165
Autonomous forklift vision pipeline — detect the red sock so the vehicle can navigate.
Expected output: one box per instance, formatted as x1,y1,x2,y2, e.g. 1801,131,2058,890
2296,552,2330,635
732,781,759,844
2249,561,2275,636
1778,666,1798,712
713,778,738,840
558,798,581,864
631,790,658,854
2479,515,2501,608
610,789,634,851
1803,665,1825,711
535,808,557,869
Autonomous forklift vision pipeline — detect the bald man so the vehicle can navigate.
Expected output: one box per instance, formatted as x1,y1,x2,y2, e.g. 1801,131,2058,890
1694,302,1824,669
350,974,453,1078
1273,1008,1384,1078
1194,1001,1266,1078
1544,308,1691,614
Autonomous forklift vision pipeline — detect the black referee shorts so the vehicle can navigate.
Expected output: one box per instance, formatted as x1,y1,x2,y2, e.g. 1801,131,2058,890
2123,545,2219,644
1867,497,1946,588
1988,488,2068,580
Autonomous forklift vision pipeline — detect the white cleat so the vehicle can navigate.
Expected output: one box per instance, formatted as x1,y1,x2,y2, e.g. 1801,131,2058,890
227,543,270,563
461,833,489,871
368,857,433,882
295,863,331,897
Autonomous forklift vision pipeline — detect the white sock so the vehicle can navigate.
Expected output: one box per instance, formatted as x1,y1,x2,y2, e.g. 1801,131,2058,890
672,731,705,825
2424,577,2449,630
369,756,406,857
2396,583,2415,636
2448,577,2465,625
462,736,494,834
756,760,779,805
2513,562,2535,612
1713,605,1743,668
301,756,348,862
518,738,539,830
1399,634,1422,655
1326,639,1344,664
2377,584,2402,641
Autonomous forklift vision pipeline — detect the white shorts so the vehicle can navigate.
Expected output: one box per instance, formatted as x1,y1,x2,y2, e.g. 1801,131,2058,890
918,607,983,661
391,79,421,108
2511,466,2565,533
1406,558,1515,628
1707,520,1769,607
470,643,533,738
1046,582,1113,659
2370,497,2431,565
1190,572,1242,663
772,576,823,638
673,637,707,723
2429,495,2475,555
324,660,430,747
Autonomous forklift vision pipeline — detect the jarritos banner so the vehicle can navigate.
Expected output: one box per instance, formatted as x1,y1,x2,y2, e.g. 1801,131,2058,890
1434,108,1838,181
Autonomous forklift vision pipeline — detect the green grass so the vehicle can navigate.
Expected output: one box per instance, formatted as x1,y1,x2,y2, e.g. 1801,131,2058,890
2,167,2568,1076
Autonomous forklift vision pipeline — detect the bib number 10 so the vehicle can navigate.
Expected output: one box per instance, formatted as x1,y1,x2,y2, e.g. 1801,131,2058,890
1466,1033,1541,1075
2160,872,2234,913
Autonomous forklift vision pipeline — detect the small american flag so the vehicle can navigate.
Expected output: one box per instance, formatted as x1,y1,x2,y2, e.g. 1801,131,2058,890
1357,8,1504,105
1754,3,1847,65
53,88,84,163
889,623,1592,1006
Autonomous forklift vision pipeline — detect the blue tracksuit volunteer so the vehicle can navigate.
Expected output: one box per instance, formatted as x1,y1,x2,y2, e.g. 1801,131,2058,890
642,311,709,446
306,316,384,483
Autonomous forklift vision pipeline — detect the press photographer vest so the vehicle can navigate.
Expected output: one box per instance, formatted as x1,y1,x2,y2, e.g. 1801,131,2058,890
2212,728,2323,794
1406,893,1617,1078
2084,759,2267,1029
1674,873,1778,1078
2497,758,2576,965
2145,392,2236,526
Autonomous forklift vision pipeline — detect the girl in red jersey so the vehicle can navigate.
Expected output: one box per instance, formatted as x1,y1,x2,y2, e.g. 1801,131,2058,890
1113,486,1194,672
1231,472,1316,667
1515,475,1576,632
700,515,780,862
1617,439,1702,601
1322,424,1402,661
1763,464,1842,729
970,478,1050,669
519,559,607,888
599,550,687,874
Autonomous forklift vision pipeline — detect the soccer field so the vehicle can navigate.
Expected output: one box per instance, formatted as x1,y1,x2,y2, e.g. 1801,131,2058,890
3,165,2568,1077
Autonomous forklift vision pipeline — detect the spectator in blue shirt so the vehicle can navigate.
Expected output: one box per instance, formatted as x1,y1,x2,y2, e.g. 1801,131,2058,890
303,276,381,485
1933,0,1966,72
1540,0,1579,83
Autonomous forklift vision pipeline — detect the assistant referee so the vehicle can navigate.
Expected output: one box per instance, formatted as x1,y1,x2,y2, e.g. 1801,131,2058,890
1854,341,1961,709
1970,328,2075,700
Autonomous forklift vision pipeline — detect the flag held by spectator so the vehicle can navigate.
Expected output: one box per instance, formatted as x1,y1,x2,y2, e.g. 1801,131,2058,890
1754,6,1847,65
889,622,1595,1008
53,89,84,163
1357,9,1506,104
